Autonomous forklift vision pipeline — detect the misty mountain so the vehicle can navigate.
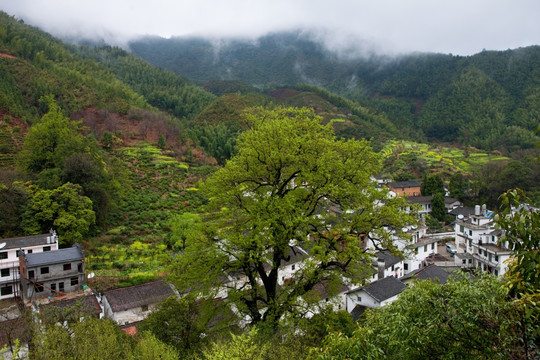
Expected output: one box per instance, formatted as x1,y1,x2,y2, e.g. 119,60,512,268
129,32,540,152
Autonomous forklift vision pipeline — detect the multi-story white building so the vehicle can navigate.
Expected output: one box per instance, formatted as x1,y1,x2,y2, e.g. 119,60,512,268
0,230,59,300
454,205,512,277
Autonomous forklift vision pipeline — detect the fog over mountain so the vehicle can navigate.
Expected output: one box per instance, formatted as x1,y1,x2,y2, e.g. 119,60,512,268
1,0,539,55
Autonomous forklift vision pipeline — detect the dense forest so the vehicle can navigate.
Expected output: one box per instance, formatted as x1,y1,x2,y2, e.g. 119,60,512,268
0,11,538,359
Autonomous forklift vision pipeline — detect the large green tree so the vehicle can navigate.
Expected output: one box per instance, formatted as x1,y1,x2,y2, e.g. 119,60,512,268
18,95,87,176
22,182,95,245
171,107,416,329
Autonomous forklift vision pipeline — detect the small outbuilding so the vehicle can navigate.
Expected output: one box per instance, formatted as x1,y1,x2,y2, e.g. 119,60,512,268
102,280,176,325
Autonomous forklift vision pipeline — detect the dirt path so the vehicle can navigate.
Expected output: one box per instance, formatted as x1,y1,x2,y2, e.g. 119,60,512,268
0,53,16,59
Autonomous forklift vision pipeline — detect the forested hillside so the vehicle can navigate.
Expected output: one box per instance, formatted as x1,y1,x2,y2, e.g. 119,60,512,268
130,32,540,152
0,11,217,246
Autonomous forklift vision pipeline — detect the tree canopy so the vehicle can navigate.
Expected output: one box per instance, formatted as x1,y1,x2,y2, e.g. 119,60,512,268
171,107,416,329
315,274,538,360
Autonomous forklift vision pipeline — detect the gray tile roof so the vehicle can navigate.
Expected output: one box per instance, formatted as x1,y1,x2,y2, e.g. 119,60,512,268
449,207,475,217
377,251,402,268
400,264,449,284
23,244,84,267
40,294,102,318
103,280,175,313
388,181,421,188
361,276,406,302
0,233,57,250
350,304,367,321
406,195,433,204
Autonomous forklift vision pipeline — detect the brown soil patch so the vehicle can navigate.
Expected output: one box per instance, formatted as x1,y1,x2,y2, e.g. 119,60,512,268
0,53,16,59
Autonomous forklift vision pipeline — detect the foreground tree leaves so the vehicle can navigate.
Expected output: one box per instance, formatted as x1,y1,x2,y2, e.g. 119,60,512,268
315,274,538,360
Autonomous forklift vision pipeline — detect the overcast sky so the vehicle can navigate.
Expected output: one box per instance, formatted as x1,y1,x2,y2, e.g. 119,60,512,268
1,0,539,55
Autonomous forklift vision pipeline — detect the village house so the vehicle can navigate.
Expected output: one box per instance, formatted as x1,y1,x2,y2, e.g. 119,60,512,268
387,181,421,197
102,280,176,326
345,276,406,316
18,244,86,302
404,196,462,219
376,251,404,279
454,204,512,276
400,264,450,285
277,245,309,285
0,230,59,300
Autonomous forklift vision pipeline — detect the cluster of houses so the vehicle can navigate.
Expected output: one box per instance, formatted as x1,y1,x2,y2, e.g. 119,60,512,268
0,230,176,347
0,178,529,350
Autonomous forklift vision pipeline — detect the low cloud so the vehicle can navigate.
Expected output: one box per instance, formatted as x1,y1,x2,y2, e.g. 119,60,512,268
1,0,539,55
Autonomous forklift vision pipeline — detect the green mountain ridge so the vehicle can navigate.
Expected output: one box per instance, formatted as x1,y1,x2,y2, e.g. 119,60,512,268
130,32,540,152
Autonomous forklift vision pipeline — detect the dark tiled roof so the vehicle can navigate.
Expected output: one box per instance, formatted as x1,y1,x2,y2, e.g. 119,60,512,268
400,264,449,284
377,251,402,268
387,181,421,188
40,294,102,318
282,245,308,266
351,304,367,321
361,276,406,302
406,195,433,204
449,207,475,217
444,197,461,205
23,244,84,267
0,233,56,250
311,281,349,300
0,318,27,348
103,280,175,313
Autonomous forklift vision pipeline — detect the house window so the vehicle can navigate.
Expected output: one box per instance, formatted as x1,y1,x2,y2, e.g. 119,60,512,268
40,267,49,275
424,245,427,252
431,243,435,250
292,264,295,271
357,296,362,302
51,283,56,292
495,255,499,262
1,286,13,296
0,252,7,260
78,263,83,273
404,263,408,271
28,270,35,279
462,259,467,265
141,304,149,312
27,250,32,254
459,225,464,232
59,282,64,292
1,268,9,277
469,230,472,236
63,264,72,271
43,246,51,252
35,283,44,293
70,277,79,286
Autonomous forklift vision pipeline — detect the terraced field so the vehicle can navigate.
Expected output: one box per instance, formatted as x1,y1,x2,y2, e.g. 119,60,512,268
381,140,508,176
